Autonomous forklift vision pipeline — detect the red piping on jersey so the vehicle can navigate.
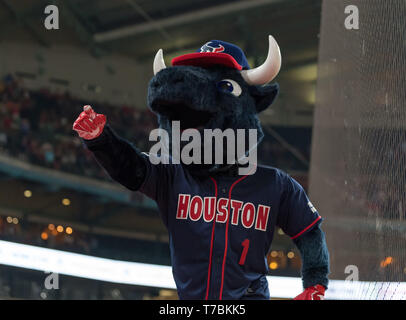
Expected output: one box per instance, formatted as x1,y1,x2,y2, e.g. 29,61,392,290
290,216,322,240
219,174,250,300
205,177,218,300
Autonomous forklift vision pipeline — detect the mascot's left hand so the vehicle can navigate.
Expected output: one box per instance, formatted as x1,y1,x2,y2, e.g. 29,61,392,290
294,285,325,300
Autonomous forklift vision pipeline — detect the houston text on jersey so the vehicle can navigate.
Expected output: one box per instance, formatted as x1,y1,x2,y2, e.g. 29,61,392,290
176,194,270,231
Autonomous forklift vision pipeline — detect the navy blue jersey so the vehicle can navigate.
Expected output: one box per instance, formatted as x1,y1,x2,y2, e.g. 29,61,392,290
139,154,321,300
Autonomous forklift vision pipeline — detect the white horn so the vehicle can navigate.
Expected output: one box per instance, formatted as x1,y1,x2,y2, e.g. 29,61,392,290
153,49,167,75
241,35,281,86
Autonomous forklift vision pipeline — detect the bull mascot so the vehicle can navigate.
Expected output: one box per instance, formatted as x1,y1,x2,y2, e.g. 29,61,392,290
73,36,330,300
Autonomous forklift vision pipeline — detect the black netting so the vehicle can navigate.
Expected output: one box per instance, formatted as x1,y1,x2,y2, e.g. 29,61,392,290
309,0,406,299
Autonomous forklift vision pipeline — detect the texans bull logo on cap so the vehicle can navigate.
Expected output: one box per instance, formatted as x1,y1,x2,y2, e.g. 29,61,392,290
200,41,225,53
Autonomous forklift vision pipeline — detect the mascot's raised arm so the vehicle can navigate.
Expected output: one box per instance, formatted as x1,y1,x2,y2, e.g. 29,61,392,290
73,35,330,300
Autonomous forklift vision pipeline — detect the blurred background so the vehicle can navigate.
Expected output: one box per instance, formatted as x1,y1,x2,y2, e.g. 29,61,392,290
0,0,404,300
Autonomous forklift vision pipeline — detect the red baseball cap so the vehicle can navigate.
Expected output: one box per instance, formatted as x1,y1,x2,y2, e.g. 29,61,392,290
172,40,250,71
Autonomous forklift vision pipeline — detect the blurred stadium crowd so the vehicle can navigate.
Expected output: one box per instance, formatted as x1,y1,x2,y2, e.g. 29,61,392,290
0,74,156,180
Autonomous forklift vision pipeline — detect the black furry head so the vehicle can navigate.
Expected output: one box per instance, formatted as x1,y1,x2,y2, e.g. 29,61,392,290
147,64,279,175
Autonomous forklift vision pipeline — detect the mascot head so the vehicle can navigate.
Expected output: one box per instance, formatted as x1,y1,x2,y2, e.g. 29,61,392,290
147,36,281,175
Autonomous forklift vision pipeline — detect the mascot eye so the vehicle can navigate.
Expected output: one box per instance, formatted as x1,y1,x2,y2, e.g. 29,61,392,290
216,79,242,97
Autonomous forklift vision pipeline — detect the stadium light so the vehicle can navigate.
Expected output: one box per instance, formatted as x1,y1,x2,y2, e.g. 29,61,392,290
24,190,32,198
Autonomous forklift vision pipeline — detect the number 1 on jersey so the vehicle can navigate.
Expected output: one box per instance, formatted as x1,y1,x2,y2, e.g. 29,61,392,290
239,239,250,265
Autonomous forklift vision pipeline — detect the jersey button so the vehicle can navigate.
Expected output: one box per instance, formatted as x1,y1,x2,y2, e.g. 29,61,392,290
222,188,226,194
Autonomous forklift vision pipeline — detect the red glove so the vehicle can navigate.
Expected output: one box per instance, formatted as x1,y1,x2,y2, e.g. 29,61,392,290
73,105,106,140
294,285,325,300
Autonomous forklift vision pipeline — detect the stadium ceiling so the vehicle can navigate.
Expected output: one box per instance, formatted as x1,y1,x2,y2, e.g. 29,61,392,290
0,0,322,117
0,0,321,65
